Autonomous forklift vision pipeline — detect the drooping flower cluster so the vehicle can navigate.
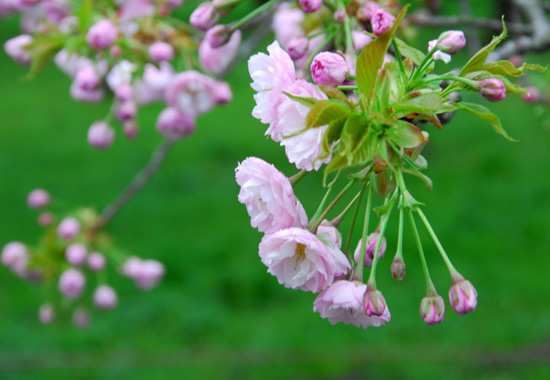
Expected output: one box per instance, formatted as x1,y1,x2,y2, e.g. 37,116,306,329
1,189,164,327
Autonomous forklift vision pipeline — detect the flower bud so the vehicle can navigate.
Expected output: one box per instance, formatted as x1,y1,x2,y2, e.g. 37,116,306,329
72,308,91,328
299,0,321,13
391,256,406,280
87,121,115,149
87,252,106,272
522,86,539,103
156,107,196,139
123,257,165,290
86,19,118,49
436,30,466,54
205,25,231,48
27,189,50,209
75,66,100,91
199,29,241,74
149,41,174,62
38,303,56,325
333,9,346,23
93,285,118,310
352,31,373,52
449,279,477,315
115,101,137,122
65,243,87,266
110,45,122,58
363,289,388,317
509,55,522,67
115,83,133,102
287,37,308,60
214,81,233,105
190,2,219,31
57,217,81,240
420,295,445,325
4,35,33,66
371,9,395,36
38,212,54,227
358,1,380,21
123,120,139,139
353,232,387,267
1,242,29,273
480,78,506,102
310,52,349,86
58,268,86,300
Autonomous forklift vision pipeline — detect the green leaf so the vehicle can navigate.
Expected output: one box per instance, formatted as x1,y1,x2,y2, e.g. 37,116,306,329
283,92,319,108
305,100,350,130
25,35,66,80
460,19,507,76
480,61,546,77
454,102,516,141
392,92,456,118
373,68,391,115
77,0,94,31
317,85,355,108
394,38,425,66
322,117,347,154
387,121,426,148
356,5,410,99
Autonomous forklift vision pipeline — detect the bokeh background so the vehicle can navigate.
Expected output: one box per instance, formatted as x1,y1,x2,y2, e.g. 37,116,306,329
1,1,550,379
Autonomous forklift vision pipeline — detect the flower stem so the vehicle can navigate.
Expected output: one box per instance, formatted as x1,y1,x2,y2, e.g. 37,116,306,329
310,171,341,225
309,178,357,233
343,182,368,257
331,189,363,228
340,0,354,54
354,185,373,282
289,169,308,187
391,38,406,78
230,0,280,30
407,209,437,296
423,75,478,89
394,207,404,261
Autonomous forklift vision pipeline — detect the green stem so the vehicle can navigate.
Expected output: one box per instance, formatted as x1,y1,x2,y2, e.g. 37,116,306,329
310,171,341,225
337,85,358,91
289,169,308,187
309,178,357,233
395,207,404,260
340,0,354,54
354,185,373,282
343,182,368,257
407,209,437,296
331,189,364,228
391,38,406,78
423,75,478,89
415,208,462,282
230,0,279,30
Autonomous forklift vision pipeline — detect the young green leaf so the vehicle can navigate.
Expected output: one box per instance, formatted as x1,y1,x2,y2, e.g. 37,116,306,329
460,19,507,76
392,92,456,118
386,121,426,148
454,102,516,141
305,100,350,129
480,61,546,77
322,116,348,154
283,92,320,108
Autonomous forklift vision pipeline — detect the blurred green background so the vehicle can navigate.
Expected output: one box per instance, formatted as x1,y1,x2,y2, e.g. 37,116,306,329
1,1,550,379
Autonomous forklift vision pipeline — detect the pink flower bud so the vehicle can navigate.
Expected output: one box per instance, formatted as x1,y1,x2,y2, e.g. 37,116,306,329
75,66,100,91
371,9,395,36
4,34,33,66
38,303,56,325
93,285,118,310
214,81,232,104
110,45,122,57
57,217,81,240
86,19,118,49
287,37,308,60
333,9,346,23
115,83,133,102
352,30,373,51
27,189,50,209
1,242,29,273
87,121,115,149
437,30,466,54
449,279,477,315
156,107,196,139
122,257,142,278
310,52,349,86
87,252,106,272
58,268,86,300
65,243,87,266
509,55,522,67
480,78,506,102
70,81,105,103
115,101,137,122
72,308,91,328
364,289,388,317
420,295,445,325
190,2,219,31
123,257,165,291
358,1,380,21
299,0,321,13
38,212,54,227
522,86,539,103
149,41,174,62
353,232,387,267
123,120,139,139
204,25,231,48
199,29,241,74
164,71,219,117
391,256,406,281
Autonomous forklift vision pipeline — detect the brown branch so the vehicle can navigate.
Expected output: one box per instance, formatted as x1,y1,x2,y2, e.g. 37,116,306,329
409,12,532,34
458,0,481,53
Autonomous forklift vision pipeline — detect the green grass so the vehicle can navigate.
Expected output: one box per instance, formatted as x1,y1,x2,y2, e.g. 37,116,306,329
1,6,550,380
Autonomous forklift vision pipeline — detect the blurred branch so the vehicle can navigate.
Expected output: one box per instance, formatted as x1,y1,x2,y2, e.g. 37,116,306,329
458,0,481,53
409,12,532,34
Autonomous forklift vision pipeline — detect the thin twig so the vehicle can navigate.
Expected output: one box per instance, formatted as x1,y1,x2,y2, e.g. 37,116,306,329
409,12,532,34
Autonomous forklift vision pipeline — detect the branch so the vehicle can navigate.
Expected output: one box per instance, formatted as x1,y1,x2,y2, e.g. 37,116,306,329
458,0,481,53
93,138,176,230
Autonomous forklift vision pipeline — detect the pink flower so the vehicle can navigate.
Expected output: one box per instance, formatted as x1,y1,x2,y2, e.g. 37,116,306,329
364,289,388,316
437,30,466,54
27,189,50,209
259,228,350,293
149,41,174,62
134,63,173,105
87,252,106,272
58,268,86,300
352,30,373,51
248,41,296,141
57,217,81,239
310,52,349,86
449,279,477,315
420,295,445,325
281,127,331,171
115,101,138,122
116,83,133,102
272,4,304,48
93,285,118,310
358,1,380,21
287,37,309,60
87,121,115,149
316,220,342,250
1,242,29,275
190,2,219,31
123,120,140,139
106,60,136,91
199,29,241,74
371,9,395,36
122,257,165,290
428,40,451,64
522,86,540,103
480,78,506,102
38,212,54,227
119,0,155,21
86,19,118,49
75,66,100,91
353,232,387,267
156,107,196,139
299,0,321,13
213,81,232,104
72,307,91,328
65,243,87,266
204,25,231,48
164,70,219,117
4,34,32,66
313,280,391,328
235,157,308,234
70,81,105,103
38,303,55,325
